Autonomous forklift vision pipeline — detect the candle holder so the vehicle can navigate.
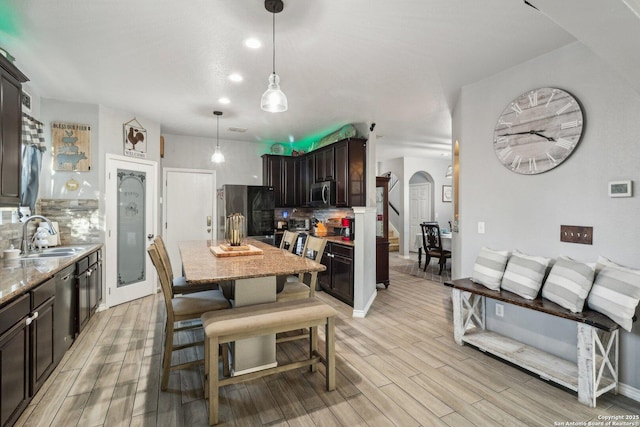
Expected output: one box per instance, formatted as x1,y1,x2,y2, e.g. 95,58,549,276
225,213,246,246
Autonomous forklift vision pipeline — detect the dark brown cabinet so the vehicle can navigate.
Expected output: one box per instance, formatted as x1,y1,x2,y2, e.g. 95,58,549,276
0,279,55,427
318,241,354,306
334,138,366,207
0,295,29,427
76,250,101,334
262,138,366,208
376,176,390,288
30,279,55,395
314,146,334,182
281,156,298,207
262,154,283,207
0,55,29,206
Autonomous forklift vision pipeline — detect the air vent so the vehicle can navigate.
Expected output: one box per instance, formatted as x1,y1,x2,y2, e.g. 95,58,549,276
228,127,247,133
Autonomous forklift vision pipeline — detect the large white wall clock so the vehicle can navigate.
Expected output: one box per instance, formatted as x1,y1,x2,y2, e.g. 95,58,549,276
493,87,585,175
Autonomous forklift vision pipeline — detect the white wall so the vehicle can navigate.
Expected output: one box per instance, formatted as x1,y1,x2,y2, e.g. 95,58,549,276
161,133,264,188
454,41,640,391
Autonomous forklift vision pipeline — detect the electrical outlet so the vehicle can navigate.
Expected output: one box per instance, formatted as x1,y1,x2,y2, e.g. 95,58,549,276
560,225,593,245
495,303,504,317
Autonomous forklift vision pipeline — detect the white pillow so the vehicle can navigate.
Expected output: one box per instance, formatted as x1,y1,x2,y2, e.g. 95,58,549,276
501,251,551,300
541,256,595,313
587,256,640,332
471,247,510,290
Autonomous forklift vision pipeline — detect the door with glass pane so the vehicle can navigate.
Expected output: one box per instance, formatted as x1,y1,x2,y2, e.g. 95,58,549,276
105,155,157,307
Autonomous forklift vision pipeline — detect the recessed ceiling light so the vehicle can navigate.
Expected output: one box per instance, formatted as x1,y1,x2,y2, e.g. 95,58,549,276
218,97,230,104
244,38,261,49
229,73,243,82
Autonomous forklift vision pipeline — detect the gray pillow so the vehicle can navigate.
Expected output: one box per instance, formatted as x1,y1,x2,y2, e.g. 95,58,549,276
588,256,640,332
471,247,510,290
541,256,595,313
501,251,551,300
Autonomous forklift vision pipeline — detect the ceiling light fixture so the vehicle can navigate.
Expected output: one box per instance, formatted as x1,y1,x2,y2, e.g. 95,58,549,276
244,38,262,49
218,97,230,104
228,73,243,82
211,111,225,163
260,0,287,113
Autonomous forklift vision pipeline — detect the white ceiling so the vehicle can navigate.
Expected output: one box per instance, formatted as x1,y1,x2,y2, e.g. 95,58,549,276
2,1,638,158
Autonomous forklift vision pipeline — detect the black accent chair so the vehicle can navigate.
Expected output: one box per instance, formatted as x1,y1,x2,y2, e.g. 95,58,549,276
420,222,451,274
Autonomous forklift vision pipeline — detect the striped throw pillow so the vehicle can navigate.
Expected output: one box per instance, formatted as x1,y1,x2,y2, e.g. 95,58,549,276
471,247,510,290
541,256,595,313
588,256,640,332
501,251,551,300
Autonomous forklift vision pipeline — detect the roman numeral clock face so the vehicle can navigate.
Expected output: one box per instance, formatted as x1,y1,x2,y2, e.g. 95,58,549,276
493,87,585,174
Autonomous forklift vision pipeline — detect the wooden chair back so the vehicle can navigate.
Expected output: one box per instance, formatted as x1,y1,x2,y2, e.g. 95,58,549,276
420,222,444,252
298,236,328,296
147,243,175,324
279,230,299,253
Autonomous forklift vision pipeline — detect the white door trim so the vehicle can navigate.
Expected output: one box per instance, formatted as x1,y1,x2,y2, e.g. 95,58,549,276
105,154,158,308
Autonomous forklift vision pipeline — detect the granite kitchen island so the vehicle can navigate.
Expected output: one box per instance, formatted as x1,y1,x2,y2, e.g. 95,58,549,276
178,239,325,375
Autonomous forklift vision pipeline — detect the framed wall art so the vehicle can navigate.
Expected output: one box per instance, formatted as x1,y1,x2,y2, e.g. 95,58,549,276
123,117,147,159
51,122,91,171
442,185,452,203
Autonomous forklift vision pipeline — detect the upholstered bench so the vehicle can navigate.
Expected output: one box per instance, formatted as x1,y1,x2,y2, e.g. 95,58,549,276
445,278,621,407
201,298,337,425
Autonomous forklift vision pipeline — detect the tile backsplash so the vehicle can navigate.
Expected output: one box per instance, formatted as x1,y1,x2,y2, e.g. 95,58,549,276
0,199,100,254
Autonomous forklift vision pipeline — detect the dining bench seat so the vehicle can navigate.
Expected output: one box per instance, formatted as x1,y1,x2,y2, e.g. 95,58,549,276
201,298,337,425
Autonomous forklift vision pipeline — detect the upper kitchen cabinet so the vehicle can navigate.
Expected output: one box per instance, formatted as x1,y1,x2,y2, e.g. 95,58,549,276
0,55,29,206
263,137,366,208
334,138,366,207
314,145,334,182
262,154,283,207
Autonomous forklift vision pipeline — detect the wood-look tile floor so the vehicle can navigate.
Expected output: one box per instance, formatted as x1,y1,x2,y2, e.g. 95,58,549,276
17,254,639,426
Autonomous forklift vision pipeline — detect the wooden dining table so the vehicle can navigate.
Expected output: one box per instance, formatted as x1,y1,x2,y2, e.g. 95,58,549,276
178,238,326,375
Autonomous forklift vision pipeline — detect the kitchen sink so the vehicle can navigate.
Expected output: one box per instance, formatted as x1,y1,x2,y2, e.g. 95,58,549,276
21,246,88,259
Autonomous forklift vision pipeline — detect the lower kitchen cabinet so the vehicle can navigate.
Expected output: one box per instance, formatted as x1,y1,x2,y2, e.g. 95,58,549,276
0,278,55,427
0,295,29,427
318,241,354,306
30,279,55,395
76,249,101,334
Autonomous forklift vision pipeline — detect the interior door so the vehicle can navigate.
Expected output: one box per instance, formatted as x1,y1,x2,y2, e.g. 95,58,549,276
409,183,432,252
105,155,157,307
163,168,215,275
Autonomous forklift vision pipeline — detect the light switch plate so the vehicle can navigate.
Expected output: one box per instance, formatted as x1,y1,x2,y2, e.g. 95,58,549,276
477,221,485,234
560,225,593,245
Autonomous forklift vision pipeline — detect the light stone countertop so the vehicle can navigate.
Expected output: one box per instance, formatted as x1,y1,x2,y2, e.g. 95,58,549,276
0,243,103,306
179,239,326,284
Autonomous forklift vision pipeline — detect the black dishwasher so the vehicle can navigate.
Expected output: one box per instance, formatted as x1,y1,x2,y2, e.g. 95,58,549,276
53,264,75,365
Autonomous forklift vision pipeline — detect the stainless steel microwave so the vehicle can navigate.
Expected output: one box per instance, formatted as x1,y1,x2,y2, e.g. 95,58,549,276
309,180,336,207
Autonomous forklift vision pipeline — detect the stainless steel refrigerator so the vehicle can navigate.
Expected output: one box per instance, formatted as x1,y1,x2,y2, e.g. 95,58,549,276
218,185,275,245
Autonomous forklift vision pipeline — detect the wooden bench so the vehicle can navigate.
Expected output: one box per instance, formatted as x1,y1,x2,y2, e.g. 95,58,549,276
201,298,337,425
445,278,620,408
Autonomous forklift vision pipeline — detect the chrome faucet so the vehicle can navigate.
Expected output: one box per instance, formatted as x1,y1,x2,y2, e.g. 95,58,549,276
21,215,57,256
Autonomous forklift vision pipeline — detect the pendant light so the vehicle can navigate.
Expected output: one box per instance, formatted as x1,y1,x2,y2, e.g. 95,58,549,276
211,111,225,163
261,0,288,113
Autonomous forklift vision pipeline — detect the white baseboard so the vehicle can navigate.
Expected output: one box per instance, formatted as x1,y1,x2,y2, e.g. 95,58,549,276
619,382,640,402
352,290,377,318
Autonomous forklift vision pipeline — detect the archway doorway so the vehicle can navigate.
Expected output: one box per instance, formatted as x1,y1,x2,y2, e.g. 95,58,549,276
409,171,433,253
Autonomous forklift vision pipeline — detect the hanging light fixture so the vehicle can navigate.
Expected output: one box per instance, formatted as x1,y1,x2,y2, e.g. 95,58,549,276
261,0,288,113
211,111,225,163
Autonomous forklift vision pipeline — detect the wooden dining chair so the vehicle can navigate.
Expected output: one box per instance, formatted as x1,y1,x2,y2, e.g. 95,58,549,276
277,236,327,302
279,230,299,253
420,222,451,274
154,236,219,296
147,243,231,390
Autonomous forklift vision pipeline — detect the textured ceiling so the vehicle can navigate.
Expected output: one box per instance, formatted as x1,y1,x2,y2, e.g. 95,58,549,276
2,0,613,158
